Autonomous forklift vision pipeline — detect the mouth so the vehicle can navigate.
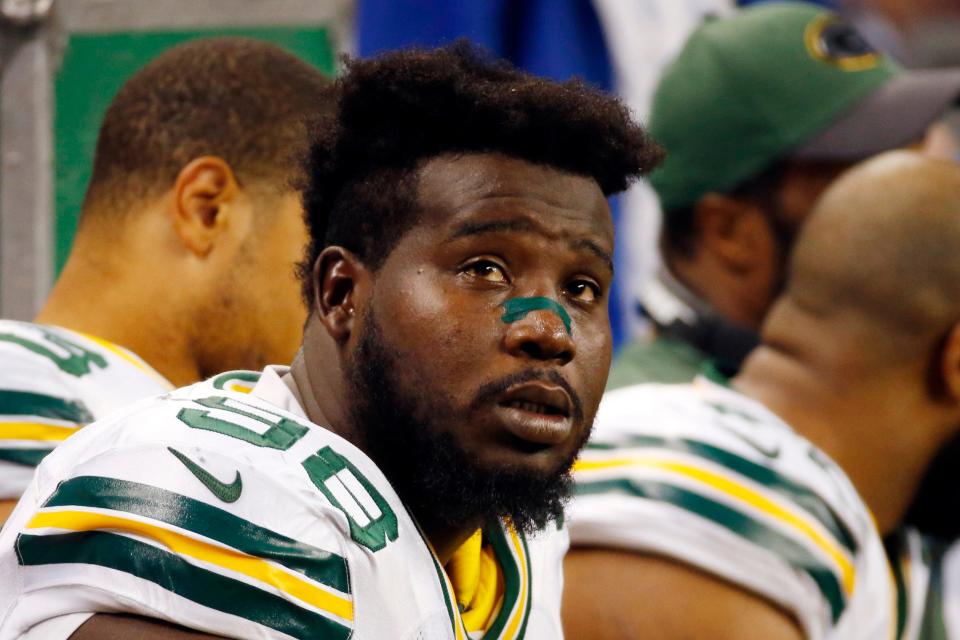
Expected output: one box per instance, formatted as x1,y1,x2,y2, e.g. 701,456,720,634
493,382,574,447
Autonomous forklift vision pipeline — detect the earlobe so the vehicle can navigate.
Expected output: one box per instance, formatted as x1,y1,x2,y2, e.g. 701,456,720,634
314,246,364,343
939,323,960,402
171,156,240,257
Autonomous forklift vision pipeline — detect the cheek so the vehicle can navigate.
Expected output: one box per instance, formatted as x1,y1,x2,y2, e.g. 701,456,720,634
262,282,307,361
576,322,613,413
744,230,785,309
242,250,307,362
376,274,500,380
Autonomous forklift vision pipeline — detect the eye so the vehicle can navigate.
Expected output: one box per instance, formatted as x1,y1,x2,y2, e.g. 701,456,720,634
565,278,601,303
459,258,510,284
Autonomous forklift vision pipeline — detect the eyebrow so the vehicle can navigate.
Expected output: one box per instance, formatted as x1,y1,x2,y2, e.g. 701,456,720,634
449,218,614,273
571,239,614,274
449,219,537,239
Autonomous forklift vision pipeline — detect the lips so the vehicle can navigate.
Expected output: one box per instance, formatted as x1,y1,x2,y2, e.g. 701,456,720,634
494,381,574,447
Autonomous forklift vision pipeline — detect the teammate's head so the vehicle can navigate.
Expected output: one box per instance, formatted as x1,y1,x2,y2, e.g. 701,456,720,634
69,37,333,379
651,2,960,332
299,42,660,533
762,151,960,536
778,151,960,366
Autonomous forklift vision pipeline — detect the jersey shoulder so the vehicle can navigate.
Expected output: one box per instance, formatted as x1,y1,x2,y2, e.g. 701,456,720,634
0,321,103,495
0,319,170,443
0,320,113,381
572,380,878,638
2,376,367,639
590,380,865,510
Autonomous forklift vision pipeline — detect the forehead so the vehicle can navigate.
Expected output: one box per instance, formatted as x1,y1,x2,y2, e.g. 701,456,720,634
414,153,613,241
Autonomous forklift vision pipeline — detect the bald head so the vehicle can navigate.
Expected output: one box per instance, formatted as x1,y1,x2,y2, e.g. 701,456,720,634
776,151,960,359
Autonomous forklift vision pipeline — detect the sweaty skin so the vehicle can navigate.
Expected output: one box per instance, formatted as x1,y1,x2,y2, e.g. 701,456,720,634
294,152,614,562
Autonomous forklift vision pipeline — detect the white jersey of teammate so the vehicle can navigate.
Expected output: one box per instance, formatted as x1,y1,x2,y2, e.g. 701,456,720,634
0,320,174,499
930,538,960,638
0,366,567,640
569,376,916,640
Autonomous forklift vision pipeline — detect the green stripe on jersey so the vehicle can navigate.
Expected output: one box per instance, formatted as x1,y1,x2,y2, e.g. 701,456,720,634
577,477,846,622
919,537,949,640
885,531,910,640
211,371,262,390
516,530,534,638
586,434,858,555
0,389,93,423
484,524,528,640
44,476,349,593
16,531,351,640
0,448,51,467
405,505,464,638
0,329,107,377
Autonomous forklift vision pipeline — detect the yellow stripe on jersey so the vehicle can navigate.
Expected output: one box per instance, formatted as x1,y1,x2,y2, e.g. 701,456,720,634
502,526,530,639
575,456,856,595
886,559,898,640
27,509,353,621
0,421,80,441
227,382,255,394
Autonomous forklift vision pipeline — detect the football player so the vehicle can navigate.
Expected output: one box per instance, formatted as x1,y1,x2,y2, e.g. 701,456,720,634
0,38,332,520
0,43,661,639
564,152,960,639
610,1,960,388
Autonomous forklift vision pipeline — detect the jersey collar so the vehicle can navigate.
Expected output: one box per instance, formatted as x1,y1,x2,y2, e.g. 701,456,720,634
249,365,310,422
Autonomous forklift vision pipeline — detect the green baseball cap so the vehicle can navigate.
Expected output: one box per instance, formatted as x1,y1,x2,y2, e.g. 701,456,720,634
649,1,960,211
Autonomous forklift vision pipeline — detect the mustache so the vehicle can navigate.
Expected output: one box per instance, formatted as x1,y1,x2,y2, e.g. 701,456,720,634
471,368,584,423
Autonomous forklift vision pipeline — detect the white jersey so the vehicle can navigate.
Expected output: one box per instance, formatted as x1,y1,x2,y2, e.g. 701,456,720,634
569,377,902,640
932,537,960,638
0,320,173,499
0,367,567,640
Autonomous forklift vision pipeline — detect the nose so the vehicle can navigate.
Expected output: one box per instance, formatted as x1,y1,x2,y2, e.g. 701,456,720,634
503,307,575,365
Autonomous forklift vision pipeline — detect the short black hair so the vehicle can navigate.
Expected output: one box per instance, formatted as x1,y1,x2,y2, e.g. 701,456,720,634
299,41,662,306
82,37,334,217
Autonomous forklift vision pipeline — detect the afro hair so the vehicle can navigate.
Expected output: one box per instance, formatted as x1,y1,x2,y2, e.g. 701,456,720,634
300,41,663,305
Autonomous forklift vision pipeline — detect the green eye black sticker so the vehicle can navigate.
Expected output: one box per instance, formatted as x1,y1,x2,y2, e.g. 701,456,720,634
501,296,572,335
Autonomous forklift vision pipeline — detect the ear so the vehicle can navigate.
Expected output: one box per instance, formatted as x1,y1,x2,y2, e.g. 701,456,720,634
695,193,774,273
171,156,242,257
940,322,960,402
312,246,367,343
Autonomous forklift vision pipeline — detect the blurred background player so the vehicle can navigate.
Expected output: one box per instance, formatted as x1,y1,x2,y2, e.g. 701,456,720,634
565,151,960,639
0,37,332,520
609,1,960,388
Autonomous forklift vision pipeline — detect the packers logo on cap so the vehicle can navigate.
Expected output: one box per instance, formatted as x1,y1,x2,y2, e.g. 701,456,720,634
804,14,881,71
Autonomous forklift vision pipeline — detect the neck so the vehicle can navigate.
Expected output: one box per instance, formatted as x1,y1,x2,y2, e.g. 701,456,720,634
36,231,199,387
289,349,336,433
422,519,483,565
735,345,946,534
290,327,480,564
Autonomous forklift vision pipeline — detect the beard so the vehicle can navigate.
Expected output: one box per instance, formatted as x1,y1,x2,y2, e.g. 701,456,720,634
344,308,589,535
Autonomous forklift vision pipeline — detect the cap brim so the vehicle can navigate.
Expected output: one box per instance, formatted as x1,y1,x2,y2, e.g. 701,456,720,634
793,68,960,160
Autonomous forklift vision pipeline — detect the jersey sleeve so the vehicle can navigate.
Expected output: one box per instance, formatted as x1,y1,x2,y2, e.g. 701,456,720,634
568,389,863,640
0,427,356,640
0,342,93,499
